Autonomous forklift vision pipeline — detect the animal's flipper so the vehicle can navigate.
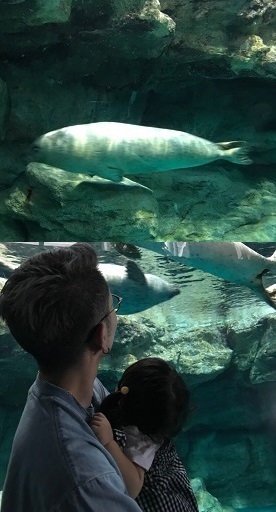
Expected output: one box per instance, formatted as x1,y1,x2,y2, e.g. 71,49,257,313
268,250,276,262
126,260,146,285
217,141,253,165
96,167,123,182
253,269,276,310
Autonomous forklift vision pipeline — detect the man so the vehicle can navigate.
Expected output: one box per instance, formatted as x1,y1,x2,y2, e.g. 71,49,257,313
0,243,142,512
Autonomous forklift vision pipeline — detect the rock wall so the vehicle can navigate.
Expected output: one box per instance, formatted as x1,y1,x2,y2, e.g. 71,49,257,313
1,312,275,508
0,0,275,239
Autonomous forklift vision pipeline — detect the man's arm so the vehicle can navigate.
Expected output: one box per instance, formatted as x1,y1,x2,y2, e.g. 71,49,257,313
52,471,143,511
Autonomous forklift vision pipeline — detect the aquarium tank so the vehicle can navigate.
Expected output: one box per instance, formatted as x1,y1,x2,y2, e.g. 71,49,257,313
0,0,275,241
0,242,275,512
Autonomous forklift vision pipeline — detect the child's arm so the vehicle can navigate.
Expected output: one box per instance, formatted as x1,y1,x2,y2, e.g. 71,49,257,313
91,412,145,498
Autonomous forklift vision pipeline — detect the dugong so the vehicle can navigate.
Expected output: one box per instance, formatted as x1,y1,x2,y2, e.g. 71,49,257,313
98,261,180,315
29,122,252,182
130,242,276,310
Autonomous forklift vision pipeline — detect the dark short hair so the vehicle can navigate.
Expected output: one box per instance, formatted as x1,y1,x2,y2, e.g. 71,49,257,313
99,357,191,441
0,243,110,373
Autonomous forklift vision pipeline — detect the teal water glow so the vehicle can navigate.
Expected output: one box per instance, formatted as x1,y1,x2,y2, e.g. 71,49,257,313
0,243,276,511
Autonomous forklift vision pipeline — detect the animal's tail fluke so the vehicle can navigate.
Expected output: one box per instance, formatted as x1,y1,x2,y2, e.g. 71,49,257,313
217,141,253,165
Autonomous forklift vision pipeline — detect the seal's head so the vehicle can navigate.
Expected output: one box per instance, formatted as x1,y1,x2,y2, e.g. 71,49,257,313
27,130,73,167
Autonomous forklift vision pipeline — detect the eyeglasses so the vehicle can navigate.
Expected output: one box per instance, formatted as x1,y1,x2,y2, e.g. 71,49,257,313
109,294,123,315
93,294,123,331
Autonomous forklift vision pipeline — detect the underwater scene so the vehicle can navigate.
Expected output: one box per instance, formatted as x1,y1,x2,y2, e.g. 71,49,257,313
0,1,276,240
0,242,275,511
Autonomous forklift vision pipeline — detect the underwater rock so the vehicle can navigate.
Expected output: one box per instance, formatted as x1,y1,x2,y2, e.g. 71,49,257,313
0,0,72,32
187,429,276,507
110,0,176,60
227,317,276,384
230,35,271,77
112,316,165,359
1,160,274,240
157,0,276,80
250,318,276,383
227,322,264,375
191,478,228,512
106,319,233,386
1,163,158,240
188,374,267,431
172,327,233,386
0,1,274,240
27,0,73,26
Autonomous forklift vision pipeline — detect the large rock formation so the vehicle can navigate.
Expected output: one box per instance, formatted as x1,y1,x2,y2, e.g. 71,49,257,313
1,296,275,508
0,0,275,239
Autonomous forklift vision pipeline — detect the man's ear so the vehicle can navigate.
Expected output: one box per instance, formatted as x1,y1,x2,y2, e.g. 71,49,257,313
86,322,106,354
92,321,110,354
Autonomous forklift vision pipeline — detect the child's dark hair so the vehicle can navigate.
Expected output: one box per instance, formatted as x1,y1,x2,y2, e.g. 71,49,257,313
99,357,191,441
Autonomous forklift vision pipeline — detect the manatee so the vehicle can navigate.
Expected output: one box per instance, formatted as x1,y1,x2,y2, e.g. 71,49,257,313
29,122,252,183
133,242,276,310
98,261,180,315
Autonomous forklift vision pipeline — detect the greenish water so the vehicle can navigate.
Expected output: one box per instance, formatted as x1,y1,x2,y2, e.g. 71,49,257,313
0,242,276,511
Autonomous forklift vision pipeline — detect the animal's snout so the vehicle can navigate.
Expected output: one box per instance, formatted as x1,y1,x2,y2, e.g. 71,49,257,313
23,141,41,164
171,286,181,297
29,142,41,154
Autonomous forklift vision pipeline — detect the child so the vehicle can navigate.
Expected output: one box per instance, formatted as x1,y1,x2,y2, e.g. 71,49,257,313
91,357,199,512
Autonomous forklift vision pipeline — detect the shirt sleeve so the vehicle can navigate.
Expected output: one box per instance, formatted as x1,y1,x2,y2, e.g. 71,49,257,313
53,471,142,512
122,426,161,471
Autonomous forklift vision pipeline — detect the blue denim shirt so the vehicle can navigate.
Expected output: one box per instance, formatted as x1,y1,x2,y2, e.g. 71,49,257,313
1,376,142,512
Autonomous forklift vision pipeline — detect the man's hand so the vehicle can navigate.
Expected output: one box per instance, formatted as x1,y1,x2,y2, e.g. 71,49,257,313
91,412,114,446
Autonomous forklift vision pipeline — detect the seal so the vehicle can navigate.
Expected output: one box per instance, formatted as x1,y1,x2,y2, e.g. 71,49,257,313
98,261,180,315
29,122,252,182
133,242,276,310
0,245,180,315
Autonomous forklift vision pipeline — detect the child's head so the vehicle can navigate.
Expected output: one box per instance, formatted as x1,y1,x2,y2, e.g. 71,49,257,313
99,357,191,441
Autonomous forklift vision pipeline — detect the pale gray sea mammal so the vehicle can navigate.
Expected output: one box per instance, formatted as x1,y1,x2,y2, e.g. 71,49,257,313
0,245,180,315
130,242,276,310
98,261,180,315
29,122,252,183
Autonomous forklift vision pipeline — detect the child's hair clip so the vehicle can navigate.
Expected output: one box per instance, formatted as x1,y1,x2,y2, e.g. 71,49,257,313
120,386,129,395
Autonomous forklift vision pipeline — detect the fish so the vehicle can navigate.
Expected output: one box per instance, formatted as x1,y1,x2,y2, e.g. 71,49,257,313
133,242,276,309
29,122,252,183
98,261,180,314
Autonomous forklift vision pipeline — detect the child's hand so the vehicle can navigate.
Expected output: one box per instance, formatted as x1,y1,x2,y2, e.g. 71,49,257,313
91,412,114,447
